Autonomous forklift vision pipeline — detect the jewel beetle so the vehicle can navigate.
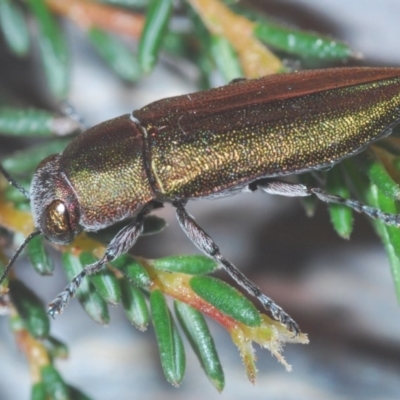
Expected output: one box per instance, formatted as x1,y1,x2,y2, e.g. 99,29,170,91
2,66,400,335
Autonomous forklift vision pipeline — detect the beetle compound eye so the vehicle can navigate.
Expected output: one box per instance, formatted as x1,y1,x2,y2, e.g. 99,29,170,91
42,200,74,244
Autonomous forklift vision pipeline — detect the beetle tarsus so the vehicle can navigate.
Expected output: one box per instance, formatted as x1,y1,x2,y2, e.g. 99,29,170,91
48,269,87,317
258,179,400,227
310,188,400,226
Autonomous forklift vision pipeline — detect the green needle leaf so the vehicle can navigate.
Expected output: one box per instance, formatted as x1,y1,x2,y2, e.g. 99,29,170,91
120,278,149,330
26,0,69,98
357,150,400,201
345,159,400,301
190,276,261,327
174,300,224,392
41,365,70,400
0,0,30,56
153,255,218,275
111,254,151,288
8,279,50,339
142,215,167,236
88,27,141,82
326,165,354,239
235,5,358,60
68,386,93,400
0,107,77,137
31,382,47,400
150,289,185,386
138,0,173,73
367,185,400,301
2,138,71,175
27,235,54,276
210,35,242,82
43,336,69,359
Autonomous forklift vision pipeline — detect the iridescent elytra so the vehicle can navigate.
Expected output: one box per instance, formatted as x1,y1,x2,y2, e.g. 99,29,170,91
2,66,400,334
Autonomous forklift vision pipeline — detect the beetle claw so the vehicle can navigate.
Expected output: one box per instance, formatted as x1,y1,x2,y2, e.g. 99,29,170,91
258,293,300,335
48,296,67,318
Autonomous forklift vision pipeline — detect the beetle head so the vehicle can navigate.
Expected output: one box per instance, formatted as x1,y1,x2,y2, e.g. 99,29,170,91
30,154,82,245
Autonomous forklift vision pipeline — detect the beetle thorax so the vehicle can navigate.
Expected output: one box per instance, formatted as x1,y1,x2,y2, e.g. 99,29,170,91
30,154,81,244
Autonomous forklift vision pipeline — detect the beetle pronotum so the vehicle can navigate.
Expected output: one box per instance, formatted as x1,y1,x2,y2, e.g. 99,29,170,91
2,67,400,335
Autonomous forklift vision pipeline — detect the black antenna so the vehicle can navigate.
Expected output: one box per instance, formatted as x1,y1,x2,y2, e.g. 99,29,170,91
0,230,41,285
0,164,30,199
0,163,37,283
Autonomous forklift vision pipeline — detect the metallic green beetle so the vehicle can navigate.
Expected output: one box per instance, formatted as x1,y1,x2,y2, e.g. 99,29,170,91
3,67,400,334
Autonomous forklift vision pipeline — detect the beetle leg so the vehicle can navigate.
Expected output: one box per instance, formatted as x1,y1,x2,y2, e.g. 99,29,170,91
173,201,300,335
48,208,148,317
258,179,400,227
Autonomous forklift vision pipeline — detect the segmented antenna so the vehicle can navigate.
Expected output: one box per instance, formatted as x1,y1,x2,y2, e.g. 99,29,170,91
0,163,30,199
0,231,41,285
0,163,38,284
